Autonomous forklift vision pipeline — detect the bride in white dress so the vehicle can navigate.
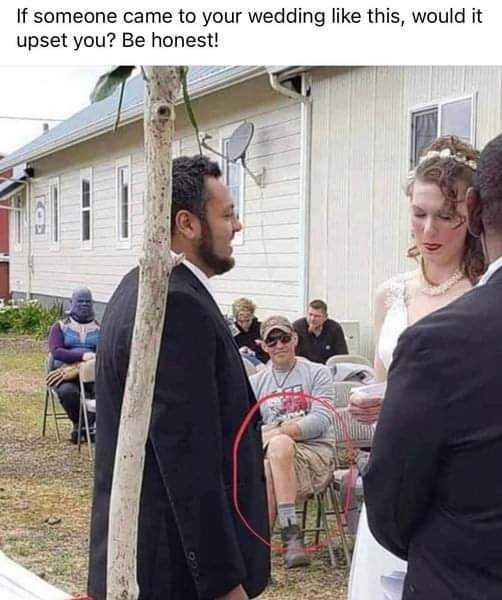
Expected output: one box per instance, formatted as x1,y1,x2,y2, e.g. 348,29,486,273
348,136,485,599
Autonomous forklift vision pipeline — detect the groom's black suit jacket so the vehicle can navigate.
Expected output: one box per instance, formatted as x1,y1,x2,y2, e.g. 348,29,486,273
364,266,502,600
88,264,270,600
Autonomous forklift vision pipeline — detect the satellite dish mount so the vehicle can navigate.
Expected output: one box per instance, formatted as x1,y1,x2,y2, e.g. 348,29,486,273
201,122,266,188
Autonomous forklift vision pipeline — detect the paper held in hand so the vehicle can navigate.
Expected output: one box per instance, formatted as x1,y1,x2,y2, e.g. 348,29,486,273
351,381,387,399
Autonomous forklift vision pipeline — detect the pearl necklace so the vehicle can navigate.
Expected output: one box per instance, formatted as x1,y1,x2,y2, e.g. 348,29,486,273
420,261,464,297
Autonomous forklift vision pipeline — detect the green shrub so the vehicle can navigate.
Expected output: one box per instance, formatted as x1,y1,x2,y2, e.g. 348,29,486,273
0,299,63,338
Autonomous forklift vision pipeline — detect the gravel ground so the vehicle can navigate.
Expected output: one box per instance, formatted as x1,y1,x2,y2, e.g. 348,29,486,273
0,335,349,599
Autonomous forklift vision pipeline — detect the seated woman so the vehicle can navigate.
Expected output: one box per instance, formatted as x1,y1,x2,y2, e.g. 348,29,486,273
48,286,100,443
231,297,269,364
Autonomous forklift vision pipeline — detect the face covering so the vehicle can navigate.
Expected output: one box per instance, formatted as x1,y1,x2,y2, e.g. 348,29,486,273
69,287,95,323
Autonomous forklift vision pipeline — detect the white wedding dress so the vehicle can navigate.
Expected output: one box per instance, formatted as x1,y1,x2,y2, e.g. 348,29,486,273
348,275,410,600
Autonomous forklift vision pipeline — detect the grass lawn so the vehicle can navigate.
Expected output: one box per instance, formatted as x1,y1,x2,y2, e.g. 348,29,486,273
0,335,349,599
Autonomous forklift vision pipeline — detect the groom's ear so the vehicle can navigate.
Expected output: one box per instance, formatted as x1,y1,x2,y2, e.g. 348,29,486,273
466,187,483,236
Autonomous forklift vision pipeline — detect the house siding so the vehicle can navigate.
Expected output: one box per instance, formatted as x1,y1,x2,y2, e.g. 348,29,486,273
9,74,304,320
309,65,502,359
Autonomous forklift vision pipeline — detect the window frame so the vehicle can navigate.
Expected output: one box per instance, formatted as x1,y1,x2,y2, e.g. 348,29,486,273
80,167,93,249
116,156,132,248
49,176,61,250
408,92,477,169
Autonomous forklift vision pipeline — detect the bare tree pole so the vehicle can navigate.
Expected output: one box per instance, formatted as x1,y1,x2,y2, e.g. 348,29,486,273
106,66,182,600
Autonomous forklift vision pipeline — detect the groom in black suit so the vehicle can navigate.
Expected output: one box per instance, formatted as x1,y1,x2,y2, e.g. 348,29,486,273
364,134,502,600
88,156,270,600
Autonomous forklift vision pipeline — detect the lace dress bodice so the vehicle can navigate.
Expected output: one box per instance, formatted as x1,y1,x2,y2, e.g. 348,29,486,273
377,274,410,371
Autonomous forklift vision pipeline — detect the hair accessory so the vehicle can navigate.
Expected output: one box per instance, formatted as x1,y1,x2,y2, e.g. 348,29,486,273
408,147,478,180
419,148,477,170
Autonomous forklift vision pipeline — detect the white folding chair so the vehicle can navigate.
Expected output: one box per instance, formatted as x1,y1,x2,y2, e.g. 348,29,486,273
77,359,96,459
326,354,373,369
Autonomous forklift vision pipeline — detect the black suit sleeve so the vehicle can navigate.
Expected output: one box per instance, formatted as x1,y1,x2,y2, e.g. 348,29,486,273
333,322,348,355
149,290,246,598
363,326,446,560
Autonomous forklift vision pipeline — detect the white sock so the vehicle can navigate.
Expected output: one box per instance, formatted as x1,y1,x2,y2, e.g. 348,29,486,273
278,503,297,528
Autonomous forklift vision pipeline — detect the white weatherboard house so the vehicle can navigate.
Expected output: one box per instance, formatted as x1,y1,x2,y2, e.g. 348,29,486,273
1,65,501,358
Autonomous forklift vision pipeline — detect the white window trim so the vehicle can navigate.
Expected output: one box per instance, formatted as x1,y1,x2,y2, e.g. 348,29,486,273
12,193,24,251
115,156,132,249
49,176,61,251
219,125,245,246
80,167,93,250
408,92,478,168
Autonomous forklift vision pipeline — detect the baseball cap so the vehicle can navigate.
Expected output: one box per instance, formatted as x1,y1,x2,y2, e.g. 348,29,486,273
260,315,294,341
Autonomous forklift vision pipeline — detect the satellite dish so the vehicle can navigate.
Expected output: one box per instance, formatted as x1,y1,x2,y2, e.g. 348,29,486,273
226,123,254,162
200,122,266,188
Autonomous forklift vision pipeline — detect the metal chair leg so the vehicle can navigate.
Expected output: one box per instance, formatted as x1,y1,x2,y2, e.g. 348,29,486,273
77,394,83,454
315,493,322,545
42,389,49,437
318,490,337,568
50,390,61,442
301,500,308,533
81,400,93,460
329,484,352,568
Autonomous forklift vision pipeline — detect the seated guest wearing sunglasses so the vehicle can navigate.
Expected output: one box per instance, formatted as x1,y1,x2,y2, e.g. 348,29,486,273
250,316,335,569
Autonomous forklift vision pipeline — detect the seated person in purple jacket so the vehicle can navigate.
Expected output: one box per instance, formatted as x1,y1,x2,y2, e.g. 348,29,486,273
48,287,100,443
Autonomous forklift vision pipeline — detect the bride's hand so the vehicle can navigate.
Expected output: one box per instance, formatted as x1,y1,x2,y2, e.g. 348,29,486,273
348,393,383,424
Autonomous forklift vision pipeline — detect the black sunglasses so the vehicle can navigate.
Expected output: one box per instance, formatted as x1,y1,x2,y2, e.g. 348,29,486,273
264,333,293,348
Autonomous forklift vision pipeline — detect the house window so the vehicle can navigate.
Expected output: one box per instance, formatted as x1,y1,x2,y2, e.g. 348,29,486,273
410,95,475,167
222,137,244,243
14,194,23,246
50,178,60,246
117,167,130,240
116,158,132,246
80,168,92,247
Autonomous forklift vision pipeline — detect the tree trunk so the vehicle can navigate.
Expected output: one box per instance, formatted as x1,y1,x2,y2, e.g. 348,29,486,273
106,66,182,600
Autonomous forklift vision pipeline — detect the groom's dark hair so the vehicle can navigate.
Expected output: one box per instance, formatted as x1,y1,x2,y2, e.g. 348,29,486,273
475,134,502,232
170,155,222,234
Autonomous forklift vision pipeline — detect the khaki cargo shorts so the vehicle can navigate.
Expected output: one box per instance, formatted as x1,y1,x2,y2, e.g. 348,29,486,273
264,439,335,500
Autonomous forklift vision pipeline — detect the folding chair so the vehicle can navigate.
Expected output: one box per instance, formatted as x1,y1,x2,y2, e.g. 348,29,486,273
326,354,373,370
242,356,257,377
77,359,96,459
328,382,375,567
42,354,70,442
295,384,370,570
298,480,340,569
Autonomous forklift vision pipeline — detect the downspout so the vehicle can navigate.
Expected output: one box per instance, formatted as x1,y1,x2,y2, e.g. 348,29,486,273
268,71,312,314
26,179,32,300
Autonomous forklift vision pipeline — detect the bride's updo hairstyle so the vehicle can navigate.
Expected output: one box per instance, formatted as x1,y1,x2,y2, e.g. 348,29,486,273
406,135,484,283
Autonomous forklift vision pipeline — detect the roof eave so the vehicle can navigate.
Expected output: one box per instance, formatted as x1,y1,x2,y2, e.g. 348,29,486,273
0,66,266,170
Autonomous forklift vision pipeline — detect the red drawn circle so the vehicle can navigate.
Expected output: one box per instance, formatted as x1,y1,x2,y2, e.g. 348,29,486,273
231,390,361,554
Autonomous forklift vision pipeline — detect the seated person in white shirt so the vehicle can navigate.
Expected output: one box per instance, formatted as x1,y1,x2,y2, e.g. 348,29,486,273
250,315,335,569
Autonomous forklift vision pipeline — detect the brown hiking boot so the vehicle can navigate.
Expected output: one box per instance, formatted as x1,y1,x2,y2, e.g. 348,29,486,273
281,524,311,568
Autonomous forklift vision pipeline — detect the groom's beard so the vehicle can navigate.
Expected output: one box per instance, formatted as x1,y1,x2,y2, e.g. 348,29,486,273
197,221,235,276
